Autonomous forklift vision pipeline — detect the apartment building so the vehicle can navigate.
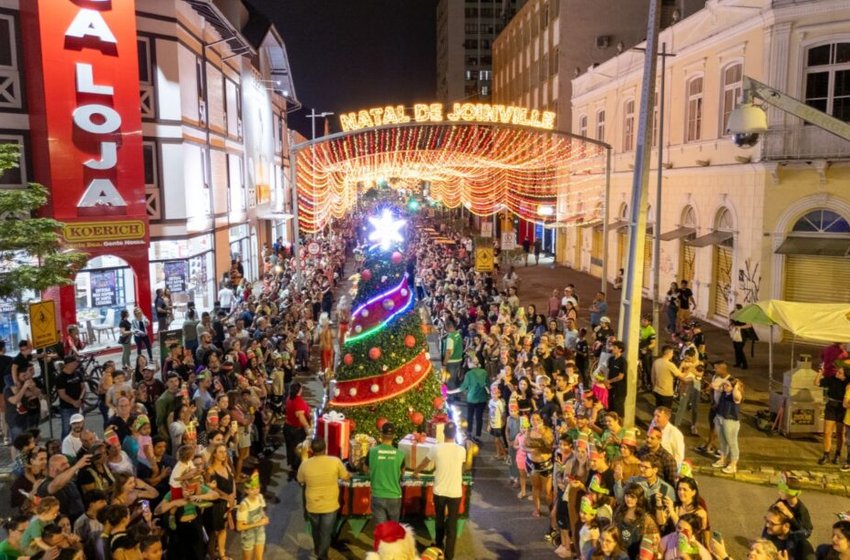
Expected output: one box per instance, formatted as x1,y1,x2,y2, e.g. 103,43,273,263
437,0,524,102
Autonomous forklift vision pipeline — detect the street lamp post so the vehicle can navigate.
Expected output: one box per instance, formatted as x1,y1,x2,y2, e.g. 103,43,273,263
642,43,676,356
307,109,333,234
618,0,662,428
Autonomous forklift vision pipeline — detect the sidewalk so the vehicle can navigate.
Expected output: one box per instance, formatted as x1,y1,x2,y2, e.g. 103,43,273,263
511,258,849,496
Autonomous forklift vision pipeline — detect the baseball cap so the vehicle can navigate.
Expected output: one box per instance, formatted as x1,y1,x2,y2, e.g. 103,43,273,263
70,413,85,424
64,354,79,363
381,422,396,436
600,316,611,324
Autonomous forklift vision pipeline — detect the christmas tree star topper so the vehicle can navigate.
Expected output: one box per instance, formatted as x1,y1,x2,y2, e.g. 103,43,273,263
368,209,406,250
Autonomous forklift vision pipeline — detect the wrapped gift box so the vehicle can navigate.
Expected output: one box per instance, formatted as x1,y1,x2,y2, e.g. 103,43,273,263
349,433,376,466
339,481,372,516
427,413,450,443
398,434,437,472
316,411,352,460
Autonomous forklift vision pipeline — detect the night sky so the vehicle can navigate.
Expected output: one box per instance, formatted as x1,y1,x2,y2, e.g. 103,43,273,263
249,0,438,134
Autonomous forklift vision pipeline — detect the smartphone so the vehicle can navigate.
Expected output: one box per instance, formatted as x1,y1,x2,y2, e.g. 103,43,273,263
141,500,150,514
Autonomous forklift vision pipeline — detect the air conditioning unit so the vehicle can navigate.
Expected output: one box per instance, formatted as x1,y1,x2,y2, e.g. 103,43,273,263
595,35,610,49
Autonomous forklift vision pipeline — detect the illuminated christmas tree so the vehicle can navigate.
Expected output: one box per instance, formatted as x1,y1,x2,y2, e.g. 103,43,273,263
329,209,442,437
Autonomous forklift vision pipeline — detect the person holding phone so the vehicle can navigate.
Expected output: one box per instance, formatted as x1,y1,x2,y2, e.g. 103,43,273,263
712,377,744,474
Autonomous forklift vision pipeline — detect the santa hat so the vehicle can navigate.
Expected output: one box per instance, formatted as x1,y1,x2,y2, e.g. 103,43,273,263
365,521,418,560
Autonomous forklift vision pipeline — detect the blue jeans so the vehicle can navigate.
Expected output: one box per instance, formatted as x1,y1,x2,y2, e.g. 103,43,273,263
371,496,401,525
715,416,740,463
466,401,486,439
134,334,153,361
307,510,337,560
59,407,79,440
508,447,519,479
446,362,462,390
674,385,700,429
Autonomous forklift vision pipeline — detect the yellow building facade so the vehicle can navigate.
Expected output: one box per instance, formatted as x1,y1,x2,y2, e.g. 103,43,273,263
570,0,850,325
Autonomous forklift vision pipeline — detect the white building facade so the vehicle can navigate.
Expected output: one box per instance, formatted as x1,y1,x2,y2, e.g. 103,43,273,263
570,0,850,325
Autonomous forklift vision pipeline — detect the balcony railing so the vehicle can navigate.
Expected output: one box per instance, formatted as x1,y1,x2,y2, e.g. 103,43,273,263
762,124,850,161
140,84,155,119
0,68,21,109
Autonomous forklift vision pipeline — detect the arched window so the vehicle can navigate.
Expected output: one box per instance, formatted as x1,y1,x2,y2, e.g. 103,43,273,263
715,207,734,233
804,42,850,122
623,99,635,151
791,209,850,233
685,76,703,142
719,62,743,136
682,206,697,228
578,114,588,138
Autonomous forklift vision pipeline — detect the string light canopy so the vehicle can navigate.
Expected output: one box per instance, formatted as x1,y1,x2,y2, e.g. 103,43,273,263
293,122,609,233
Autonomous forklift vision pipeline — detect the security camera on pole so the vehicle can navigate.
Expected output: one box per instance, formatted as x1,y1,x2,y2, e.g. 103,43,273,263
726,76,850,146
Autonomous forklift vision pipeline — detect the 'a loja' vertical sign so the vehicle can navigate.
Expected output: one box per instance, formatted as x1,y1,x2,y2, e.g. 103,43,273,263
21,0,149,225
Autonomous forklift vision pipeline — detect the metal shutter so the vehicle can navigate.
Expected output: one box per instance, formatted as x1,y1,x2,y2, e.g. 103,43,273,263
785,256,850,303
575,227,583,268
680,242,695,283
643,240,652,289
712,245,732,318
617,232,627,270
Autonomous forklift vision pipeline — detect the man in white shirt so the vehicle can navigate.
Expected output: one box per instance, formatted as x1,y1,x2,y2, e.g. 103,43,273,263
61,414,86,456
560,287,577,309
649,406,685,467
414,422,467,560
218,284,234,313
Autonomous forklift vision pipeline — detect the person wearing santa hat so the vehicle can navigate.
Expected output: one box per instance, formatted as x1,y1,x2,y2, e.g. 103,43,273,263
366,521,446,560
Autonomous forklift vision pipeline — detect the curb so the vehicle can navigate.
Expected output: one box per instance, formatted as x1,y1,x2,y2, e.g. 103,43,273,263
692,464,850,496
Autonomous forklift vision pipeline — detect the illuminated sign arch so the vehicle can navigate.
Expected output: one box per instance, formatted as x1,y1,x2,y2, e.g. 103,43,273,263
338,102,557,133
292,119,610,234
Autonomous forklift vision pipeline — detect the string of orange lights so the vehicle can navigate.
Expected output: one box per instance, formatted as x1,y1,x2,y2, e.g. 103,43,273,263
294,123,608,233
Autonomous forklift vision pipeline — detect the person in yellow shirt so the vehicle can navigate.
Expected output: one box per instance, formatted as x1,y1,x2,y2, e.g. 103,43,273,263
296,439,350,560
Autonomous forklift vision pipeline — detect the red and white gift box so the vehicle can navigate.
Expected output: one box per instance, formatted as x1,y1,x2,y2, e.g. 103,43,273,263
316,411,352,460
427,413,450,443
398,433,437,472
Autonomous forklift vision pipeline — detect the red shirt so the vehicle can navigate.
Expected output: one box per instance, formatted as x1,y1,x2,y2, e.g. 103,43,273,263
821,344,848,377
285,395,311,427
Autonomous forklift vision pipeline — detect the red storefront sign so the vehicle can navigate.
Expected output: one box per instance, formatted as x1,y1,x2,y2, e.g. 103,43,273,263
21,0,152,330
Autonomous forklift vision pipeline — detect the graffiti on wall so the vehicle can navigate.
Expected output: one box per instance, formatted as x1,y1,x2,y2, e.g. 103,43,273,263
737,258,761,304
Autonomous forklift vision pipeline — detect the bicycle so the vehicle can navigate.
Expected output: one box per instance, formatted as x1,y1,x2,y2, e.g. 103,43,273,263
45,353,104,415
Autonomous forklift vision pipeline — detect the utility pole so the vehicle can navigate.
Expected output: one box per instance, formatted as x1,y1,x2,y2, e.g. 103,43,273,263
634,42,676,356
618,0,662,428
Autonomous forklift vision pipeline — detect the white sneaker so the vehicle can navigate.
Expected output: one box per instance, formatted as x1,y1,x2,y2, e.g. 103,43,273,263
722,464,737,474
711,459,726,468
554,545,571,558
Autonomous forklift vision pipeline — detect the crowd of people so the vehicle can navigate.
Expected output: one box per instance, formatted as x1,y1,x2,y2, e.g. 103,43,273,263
0,223,353,560
413,217,844,560
1,206,848,560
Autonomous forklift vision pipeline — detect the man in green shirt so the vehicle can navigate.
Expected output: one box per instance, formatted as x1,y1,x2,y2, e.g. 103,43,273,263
639,315,657,390
366,422,406,524
441,320,463,390
447,356,489,443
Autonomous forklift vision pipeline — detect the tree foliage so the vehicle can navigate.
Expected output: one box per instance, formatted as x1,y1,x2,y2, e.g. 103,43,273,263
0,143,88,301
